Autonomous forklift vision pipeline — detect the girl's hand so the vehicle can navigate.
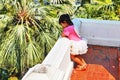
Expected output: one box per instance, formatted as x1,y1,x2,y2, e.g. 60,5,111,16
61,32,67,37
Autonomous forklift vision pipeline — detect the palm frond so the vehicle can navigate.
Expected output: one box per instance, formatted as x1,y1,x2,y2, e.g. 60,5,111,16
0,0,75,78
50,0,64,4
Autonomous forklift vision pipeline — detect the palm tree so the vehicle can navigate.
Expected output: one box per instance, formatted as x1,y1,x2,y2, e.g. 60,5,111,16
0,0,62,78
0,0,75,79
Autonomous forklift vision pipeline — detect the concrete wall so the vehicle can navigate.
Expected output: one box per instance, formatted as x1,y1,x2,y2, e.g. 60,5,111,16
73,18,120,47
22,38,73,80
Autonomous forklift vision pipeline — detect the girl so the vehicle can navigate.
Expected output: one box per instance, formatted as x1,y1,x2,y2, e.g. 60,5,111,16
59,14,88,70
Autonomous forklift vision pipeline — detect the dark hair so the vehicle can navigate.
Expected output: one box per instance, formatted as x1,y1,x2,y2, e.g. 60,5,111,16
59,14,73,25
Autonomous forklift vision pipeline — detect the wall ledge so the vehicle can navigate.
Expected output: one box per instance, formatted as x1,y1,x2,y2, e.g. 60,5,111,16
72,18,120,47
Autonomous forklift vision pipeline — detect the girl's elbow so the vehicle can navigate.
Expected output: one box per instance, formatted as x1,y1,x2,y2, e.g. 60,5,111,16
61,34,67,37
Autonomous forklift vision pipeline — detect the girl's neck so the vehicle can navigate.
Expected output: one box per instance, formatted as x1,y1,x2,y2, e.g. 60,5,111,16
64,25,73,28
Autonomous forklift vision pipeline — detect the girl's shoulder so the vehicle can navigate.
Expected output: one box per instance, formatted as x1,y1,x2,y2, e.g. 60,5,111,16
68,25,74,28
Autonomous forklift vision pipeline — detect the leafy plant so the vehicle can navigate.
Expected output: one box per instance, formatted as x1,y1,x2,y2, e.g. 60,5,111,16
74,0,120,20
0,0,61,78
0,68,9,80
0,0,76,79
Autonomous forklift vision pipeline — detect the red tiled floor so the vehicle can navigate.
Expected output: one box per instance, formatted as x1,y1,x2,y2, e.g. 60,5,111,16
82,45,120,80
71,64,115,80
71,45,119,80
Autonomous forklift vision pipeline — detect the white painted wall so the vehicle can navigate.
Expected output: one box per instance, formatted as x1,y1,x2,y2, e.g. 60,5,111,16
22,38,73,80
42,38,73,80
73,18,120,47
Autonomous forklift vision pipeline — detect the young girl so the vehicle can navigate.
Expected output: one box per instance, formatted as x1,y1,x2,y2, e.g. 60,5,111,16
59,14,88,70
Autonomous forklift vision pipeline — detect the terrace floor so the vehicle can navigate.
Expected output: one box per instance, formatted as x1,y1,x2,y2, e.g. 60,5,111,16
70,45,120,80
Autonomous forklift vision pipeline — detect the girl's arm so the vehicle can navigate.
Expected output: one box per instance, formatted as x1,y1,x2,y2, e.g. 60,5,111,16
61,32,68,37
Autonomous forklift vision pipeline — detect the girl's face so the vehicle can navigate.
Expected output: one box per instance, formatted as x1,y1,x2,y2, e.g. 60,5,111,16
60,21,69,28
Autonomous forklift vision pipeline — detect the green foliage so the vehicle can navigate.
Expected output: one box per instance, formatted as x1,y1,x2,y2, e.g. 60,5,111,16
74,0,120,20
0,0,77,79
0,68,9,80
0,0,64,78
0,67,19,80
